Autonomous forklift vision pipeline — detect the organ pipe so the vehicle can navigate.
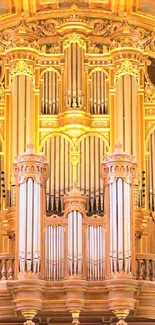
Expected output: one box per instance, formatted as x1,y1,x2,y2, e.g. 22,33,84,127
64,43,85,108
90,71,109,114
42,136,72,215
11,75,33,162
148,130,155,212
45,225,64,280
78,136,107,215
13,142,48,276
41,70,60,115
86,226,106,280
64,186,87,278
67,211,83,276
116,75,139,162
101,142,136,275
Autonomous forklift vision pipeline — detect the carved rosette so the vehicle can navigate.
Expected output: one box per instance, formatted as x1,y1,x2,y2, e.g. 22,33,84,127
63,184,87,216
13,142,49,185
101,142,137,185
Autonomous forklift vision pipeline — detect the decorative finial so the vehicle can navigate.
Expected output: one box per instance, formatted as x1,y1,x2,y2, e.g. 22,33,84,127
116,320,127,325
113,140,124,154
26,140,34,153
73,181,78,189
24,321,35,325
115,140,123,150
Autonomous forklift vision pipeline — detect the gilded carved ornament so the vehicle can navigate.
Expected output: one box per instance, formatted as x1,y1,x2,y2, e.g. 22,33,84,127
63,33,86,51
70,151,79,166
10,60,34,79
114,60,139,81
0,83,4,102
145,82,155,103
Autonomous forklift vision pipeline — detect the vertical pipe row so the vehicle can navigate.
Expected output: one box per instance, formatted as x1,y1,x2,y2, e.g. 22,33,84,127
68,211,82,276
64,44,84,108
42,136,72,214
109,178,131,274
90,71,109,114
41,71,59,114
86,226,106,280
148,131,155,211
19,179,41,274
45,225,64,280
11,75,33,161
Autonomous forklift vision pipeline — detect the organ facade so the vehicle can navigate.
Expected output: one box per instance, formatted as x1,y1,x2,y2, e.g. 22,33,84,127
0,0,155,324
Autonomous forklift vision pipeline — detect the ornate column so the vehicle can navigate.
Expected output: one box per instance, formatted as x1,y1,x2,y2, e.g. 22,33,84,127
109,19,149,241
110,19,147,164
101,142,138,324
7,142,48,324
63,184,87,325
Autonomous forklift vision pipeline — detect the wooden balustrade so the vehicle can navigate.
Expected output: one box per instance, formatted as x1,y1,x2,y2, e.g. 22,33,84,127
136,254,155,281
0,253,15,280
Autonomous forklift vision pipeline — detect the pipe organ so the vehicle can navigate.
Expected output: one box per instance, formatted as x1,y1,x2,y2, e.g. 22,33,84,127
0,3,155,325
42,135,107,215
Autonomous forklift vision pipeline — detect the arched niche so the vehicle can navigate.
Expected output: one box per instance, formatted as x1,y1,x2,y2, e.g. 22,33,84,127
77,134,108,215
41,134,73,215
89,68,109,114
40,68,61,115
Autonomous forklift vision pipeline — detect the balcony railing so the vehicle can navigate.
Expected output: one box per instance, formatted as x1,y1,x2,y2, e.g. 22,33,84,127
0,253,155,282
0,253,15,280
136,253,155,281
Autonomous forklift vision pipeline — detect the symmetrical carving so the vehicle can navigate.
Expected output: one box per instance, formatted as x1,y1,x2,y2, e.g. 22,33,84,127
63,33,86,51
114,60,139,80
64,183,87,215
10,60,34,79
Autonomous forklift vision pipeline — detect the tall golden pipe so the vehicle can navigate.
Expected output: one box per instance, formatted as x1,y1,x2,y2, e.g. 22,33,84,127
53,71,56,114
11,77,18,162
68,46,71,106
49,71,52,114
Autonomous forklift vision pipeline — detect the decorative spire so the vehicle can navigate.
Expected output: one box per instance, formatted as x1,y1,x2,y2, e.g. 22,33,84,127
26,140,34,153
